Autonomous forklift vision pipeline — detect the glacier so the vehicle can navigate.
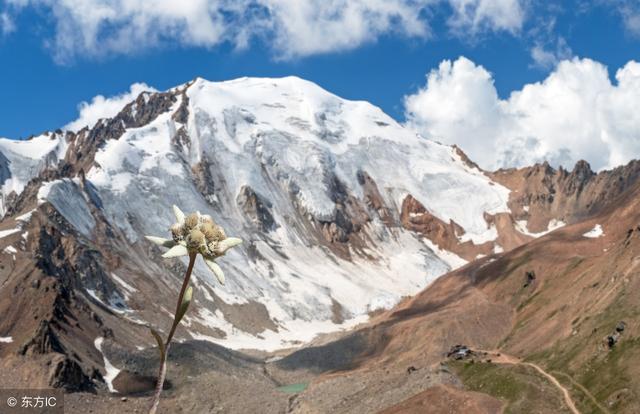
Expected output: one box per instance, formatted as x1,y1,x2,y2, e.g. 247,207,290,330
2,76,513,351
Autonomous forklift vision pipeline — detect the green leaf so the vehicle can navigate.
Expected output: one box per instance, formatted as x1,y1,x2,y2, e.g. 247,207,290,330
176,286,193,323
149,327,166,361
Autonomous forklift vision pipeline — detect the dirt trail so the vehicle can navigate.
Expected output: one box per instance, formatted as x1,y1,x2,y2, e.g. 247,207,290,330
478,350,581,414
552,371,610,414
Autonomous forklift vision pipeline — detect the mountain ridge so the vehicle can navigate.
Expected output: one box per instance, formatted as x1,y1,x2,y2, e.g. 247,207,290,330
0,76,639,409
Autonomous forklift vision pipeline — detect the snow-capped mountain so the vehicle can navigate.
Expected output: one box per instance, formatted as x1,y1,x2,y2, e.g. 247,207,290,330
1,76,516,355
3,76,640,400
0,132,67,216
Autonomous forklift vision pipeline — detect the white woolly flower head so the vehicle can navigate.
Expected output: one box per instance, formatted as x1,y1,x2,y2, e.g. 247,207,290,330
145,205,242,284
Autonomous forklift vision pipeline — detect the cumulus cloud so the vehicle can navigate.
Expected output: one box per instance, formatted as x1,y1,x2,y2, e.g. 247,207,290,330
4,0,526,62
261,0,432,59
5,0,245,63
404,56,640,171
64,82,157,131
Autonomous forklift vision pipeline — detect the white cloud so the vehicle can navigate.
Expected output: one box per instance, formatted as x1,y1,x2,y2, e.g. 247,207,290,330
0,12,15,35
64,82,157,131
261,0,433,59
530,37,572,70
447,0,525,34
601,0,640,36
5,0,244,63
4,0,526,62
404,56,640,171
620,6,640,36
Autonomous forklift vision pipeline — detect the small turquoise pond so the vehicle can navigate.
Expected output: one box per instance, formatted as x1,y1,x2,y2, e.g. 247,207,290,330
277,382,309,393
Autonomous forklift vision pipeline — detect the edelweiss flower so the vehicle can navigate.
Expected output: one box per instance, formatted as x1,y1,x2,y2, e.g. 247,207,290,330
145,205,241,284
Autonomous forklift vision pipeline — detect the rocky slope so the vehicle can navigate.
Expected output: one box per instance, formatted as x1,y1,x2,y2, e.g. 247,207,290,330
0,76,639,411
277,168,640,413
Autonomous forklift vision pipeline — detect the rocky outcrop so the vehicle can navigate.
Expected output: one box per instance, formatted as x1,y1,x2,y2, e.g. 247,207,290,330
400,195,493,261
48,354,95,392
356,170,394,226
63,89,181,177
237,185,277,232
491,159,640,233
19,320,65,356
34,205,122,304
318,174,369,244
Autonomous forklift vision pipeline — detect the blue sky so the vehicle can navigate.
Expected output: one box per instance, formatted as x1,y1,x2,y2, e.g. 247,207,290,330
1,0,640,170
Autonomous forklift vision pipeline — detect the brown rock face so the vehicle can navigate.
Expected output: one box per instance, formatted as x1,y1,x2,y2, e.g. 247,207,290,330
237,185,277,232
48,354,95,392
400,194,494,261
18,320,65,356
356,170,394,225
491,159,640,233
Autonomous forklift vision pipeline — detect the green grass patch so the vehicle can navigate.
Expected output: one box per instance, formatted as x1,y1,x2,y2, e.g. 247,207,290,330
452,361,571,414
526,287,640,413
277,382,309,394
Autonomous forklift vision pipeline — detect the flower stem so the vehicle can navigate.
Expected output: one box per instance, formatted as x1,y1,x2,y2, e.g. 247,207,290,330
148,252,197,414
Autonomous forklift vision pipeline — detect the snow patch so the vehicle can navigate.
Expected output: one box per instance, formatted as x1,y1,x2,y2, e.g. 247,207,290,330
583,224,604,238
15,209,35,223
421,238,468,269
190,311,369,352
110,273,138,298
94,337,121,393
0,134,67,216
37,179,95,237
87,100,185,196
516,219,566,237
86,289,130,314
3,245,17,253
0,228,20,239
3,245,17,259
0,134,66,159
457,223,498,244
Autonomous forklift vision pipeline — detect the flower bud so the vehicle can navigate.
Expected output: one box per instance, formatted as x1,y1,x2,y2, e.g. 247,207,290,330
170,224,184,242
215,226,227,240
199,222,218,241
199,214,214,225
187,229,205,250
184,213,199,229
